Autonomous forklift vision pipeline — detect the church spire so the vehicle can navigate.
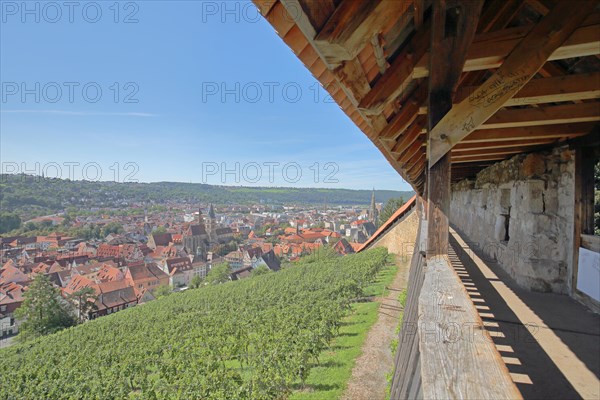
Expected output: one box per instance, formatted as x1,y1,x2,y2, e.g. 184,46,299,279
369,188,378,223
208,204,216,220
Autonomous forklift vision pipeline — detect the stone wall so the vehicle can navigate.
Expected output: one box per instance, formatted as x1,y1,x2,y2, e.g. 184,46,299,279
370,207,420,264
450,146,575,294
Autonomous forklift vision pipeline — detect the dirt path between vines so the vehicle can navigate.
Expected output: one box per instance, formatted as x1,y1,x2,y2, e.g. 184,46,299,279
341,256,410,400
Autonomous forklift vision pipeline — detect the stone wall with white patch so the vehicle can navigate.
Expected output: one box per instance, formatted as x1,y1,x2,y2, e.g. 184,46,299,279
450,146,575,294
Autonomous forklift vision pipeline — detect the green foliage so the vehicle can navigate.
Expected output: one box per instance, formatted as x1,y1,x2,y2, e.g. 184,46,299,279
14,274,75,341
301,246,338,264
0,212,21,234
205,262,232,285
154,284,172,298
152,226,168,235
68,287,98,324
190,275,202,289
0,248,388,399
250,265,271,278
377,197,406,227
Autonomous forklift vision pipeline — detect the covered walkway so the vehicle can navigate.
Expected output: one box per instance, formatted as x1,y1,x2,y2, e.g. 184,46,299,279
450,228,600,399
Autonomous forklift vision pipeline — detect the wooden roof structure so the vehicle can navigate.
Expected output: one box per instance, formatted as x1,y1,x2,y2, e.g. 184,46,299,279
254,0,600,194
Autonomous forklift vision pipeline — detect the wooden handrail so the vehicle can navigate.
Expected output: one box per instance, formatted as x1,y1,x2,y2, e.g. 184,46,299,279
390,219,521,399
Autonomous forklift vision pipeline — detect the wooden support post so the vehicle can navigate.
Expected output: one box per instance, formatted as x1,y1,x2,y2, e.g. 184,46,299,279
426,0,483,258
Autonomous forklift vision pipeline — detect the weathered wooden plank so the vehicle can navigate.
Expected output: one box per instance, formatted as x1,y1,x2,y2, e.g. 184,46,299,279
480,103,600,129
456,72,600,106
461,122,595,143
418,257,522,399
453,139,556,152
428,1,597,166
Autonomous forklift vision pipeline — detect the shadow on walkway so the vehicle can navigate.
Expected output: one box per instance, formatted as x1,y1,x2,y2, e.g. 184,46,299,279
449,229,600,400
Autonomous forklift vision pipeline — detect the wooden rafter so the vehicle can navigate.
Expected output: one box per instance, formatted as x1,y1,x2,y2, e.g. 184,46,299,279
428,0,597,166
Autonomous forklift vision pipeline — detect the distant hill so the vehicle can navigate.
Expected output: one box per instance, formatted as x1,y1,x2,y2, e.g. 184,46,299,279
0,174,413,218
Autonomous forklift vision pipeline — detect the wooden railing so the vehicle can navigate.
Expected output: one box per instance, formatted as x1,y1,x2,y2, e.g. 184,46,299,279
390,218,521,399
389,219,427,399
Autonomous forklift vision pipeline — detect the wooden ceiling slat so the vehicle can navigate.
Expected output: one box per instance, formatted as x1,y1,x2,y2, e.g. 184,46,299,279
454,139,557,151
455,72,600,105
462,123,595,143
481,103,600,129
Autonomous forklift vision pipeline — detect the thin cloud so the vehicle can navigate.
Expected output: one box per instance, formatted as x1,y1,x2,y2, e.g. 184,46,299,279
1,109,157,117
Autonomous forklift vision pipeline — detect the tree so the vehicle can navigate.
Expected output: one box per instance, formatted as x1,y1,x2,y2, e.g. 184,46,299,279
101,222,124,237
206,262,232,285
152,226,167,235
377,197,405,227
250,265,271,278
190,275,202,289
154,284,172,298
15,274,75,340
0,212,21,234
68,287,98,324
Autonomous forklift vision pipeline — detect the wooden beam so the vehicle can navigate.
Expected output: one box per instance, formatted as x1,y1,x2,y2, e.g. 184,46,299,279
454,138,557,151
314,0,412,65
451,154,508,163
427,0,483,258
417,72,600,114
481,103,600,129
456,72,600,106
461,123,595,143
428,1,597,166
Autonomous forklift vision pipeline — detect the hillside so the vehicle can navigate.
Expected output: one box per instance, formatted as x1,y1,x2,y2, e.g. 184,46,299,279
0,174,413,218
0,248,389,399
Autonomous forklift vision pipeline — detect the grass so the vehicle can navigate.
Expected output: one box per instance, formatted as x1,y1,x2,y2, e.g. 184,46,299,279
289,259,398,400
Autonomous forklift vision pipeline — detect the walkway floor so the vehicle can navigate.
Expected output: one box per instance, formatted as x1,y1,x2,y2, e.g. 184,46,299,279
341,255,410,400
450,228,600,400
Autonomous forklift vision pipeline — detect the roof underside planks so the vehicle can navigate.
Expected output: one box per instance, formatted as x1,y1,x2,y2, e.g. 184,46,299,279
254,0,600,193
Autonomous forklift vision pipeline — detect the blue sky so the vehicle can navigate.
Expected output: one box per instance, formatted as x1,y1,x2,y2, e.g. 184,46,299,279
0,0,410,191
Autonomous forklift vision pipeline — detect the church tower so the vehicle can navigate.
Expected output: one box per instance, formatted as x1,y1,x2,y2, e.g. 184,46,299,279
206,204,218,244
368,189,378,223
